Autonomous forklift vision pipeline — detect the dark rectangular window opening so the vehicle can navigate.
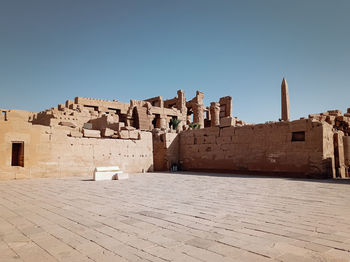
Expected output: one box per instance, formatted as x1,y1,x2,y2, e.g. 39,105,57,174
2,111,6,121
107,108,118,113
292,131,305,142
12,142,24,167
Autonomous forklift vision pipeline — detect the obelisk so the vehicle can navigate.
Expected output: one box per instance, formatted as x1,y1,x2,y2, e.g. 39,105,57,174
281,77,290,121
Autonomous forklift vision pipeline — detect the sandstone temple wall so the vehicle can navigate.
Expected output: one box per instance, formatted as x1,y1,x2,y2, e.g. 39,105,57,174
1,88,349,180
0,117,153,180
179,119,336,178
153,132,179,171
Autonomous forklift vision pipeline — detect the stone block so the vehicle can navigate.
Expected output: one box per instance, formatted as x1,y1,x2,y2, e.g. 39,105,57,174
308,114,320,119
59,121,76,128
216,136,232,144
121,126,136,131
129,130,140,140
83,123,93,129
193,127,220,137
94,171,116,180
102,128,114,137
95,166,120,172
70,130,83,138
336,116,346,122
220,116,236,127
180,135,194,145
328,110,342,116
220,126,235,137
65,100,74,107
118,130,130,139
290,119,308,132
93,166,125,181
220,143,232,151
58,104,65,111
196,136,205,144
98,106,108,112
83,129,101,138
203,135,216,144
69,104,78,110
115,122,125,131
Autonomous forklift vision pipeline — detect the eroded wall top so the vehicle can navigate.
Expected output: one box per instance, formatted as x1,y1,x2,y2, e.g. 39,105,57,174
1,90,241,140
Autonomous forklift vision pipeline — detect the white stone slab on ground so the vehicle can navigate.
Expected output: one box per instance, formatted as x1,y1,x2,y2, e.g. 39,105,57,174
93,166,126,181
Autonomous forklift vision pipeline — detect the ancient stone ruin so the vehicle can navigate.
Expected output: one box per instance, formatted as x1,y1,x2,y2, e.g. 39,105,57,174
0,79,349,180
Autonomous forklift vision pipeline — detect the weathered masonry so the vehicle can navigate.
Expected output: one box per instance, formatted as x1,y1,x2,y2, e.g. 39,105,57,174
0,80,349,180
154,112,349,178
0,112,153,180
0,90,240,180
179,120,335,178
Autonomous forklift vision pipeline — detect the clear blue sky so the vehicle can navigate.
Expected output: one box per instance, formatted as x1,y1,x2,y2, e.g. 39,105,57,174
0,0,349,123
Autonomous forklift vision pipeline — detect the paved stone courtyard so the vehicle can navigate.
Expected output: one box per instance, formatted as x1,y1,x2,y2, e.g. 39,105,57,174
0,172,350,262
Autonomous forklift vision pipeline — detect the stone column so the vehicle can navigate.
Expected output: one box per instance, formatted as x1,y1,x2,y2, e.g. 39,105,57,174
159,116,167,130
281,78,290,121
192,91,205,128
176,90,187,114
193,104,204,128
210,102,220,127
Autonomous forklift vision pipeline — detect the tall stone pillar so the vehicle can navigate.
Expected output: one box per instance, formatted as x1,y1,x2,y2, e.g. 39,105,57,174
210,102,220,127
159,118,167,130
176,90,187,130
191,91,205,128
281,78,290,121
176,90,187,114
193,104,204,128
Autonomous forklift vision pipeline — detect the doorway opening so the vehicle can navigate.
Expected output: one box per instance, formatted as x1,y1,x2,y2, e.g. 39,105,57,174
12,142,24,167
